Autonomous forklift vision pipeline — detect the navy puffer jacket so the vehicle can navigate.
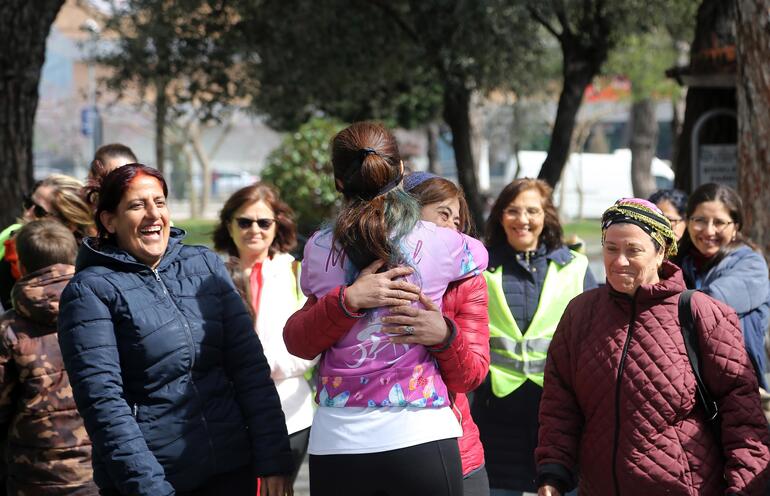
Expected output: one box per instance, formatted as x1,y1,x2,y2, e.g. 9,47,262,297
681,245,770,389
58,228,292,495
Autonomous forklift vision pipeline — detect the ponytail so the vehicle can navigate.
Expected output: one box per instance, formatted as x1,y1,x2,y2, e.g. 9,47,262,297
331,122,420,269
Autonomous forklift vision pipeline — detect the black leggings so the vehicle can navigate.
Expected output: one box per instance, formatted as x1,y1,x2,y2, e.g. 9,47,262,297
289,427,310,483
309,438,462,496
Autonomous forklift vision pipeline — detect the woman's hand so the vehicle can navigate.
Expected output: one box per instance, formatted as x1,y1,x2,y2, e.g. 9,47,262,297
344,260,420,312
260,475,293,496
382,292,451,347
538,484,562,496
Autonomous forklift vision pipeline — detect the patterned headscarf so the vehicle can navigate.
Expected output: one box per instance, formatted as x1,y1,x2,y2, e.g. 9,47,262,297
601,198,678,257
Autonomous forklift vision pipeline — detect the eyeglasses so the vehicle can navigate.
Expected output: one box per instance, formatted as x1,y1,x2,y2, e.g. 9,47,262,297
665,217,684,226
235,217,275,230
504,207,544,219
689,216,734,233
22,195,51,219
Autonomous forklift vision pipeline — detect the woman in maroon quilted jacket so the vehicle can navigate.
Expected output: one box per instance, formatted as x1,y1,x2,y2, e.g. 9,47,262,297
536,198,770,496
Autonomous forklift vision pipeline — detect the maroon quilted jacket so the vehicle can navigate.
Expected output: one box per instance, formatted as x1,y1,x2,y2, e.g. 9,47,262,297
283,275,489,476
536,261,770,495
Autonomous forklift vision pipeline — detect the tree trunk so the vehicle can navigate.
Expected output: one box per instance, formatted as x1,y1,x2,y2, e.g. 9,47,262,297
189,122,212,219
538,49,600,188
443,85,486,231
183,144,199,218
426,122,440,174
155,84,168,175
736,0,770,256
0,0,64,227
630,98,659,198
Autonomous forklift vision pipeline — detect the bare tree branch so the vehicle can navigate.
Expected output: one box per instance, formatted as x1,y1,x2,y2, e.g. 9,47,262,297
364,0,420,43
527,5,562,40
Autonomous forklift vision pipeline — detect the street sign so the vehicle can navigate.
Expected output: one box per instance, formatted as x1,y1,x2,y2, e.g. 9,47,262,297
81,106,97,137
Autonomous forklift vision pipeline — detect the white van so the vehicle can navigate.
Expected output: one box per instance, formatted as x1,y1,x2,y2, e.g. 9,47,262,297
498,149,675,219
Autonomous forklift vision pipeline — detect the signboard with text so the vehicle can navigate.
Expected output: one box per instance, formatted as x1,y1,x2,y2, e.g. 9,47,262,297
697,144,737,189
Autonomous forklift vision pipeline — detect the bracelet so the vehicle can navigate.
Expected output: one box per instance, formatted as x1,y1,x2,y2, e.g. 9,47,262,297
427,317,458,352
338,286,366,319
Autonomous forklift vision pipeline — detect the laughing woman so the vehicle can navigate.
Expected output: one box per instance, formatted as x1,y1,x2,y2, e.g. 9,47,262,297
58,164,293,496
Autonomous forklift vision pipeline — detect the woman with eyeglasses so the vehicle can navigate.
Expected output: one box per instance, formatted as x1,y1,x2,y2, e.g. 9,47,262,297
674,182,770,389
472,178,597,496
648,188,688,240
0,175,95,310
213,182,315,491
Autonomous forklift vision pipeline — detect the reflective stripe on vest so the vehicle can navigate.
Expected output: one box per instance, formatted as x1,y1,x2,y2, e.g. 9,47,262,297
484,251,588,397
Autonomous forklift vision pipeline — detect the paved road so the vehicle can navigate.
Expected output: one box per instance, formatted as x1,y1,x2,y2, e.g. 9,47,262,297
294,456,309,496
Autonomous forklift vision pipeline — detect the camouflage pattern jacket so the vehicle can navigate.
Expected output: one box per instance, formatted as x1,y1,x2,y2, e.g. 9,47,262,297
0,264,97,495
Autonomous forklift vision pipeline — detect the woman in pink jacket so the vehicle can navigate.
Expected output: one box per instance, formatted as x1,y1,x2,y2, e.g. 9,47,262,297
286,171,491,496
284,122,487,496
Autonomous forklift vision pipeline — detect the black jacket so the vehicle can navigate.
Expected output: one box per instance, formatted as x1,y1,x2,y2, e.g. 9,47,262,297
58,229,292,495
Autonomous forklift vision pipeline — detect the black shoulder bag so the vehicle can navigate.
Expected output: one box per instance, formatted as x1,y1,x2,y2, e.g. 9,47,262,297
678,289,721,437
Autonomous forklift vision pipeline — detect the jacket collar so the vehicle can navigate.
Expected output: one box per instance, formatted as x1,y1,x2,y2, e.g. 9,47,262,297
489,242,574,269
76,227,186,273
607,260,685,304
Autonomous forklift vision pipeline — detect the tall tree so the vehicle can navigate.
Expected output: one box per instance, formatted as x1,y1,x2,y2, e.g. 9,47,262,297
244,0,543,229
0,0,64,227
528,0,677,188
97,0,242,175
736,0,770,255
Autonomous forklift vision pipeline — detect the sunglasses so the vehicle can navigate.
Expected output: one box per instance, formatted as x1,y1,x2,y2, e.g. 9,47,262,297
22,196,51,219
235,217,275,230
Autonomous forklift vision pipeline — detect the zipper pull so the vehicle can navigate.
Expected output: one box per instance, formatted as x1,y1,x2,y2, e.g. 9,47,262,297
151,269,161,281
132,404,138,417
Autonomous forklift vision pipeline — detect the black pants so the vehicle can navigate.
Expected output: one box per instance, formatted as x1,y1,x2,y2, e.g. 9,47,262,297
309,438,463,496
463,465,490,496
99,465,256,496
289,427,310,483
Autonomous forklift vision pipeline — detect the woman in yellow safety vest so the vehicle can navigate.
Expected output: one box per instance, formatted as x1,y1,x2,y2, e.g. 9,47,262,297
472,178,596,496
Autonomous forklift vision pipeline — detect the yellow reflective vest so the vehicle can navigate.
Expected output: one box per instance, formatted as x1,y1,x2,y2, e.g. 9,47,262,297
484,251,588,397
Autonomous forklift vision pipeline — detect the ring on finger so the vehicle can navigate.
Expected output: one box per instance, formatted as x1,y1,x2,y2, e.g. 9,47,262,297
404,325,416,335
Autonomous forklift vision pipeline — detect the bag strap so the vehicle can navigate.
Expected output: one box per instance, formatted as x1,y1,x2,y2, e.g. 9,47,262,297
678,289,719,421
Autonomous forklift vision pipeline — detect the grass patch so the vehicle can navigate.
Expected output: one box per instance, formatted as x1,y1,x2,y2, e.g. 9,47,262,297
563,219,602,242
176,219,217,247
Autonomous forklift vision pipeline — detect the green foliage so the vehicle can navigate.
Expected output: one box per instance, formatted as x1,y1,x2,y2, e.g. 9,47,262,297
603,0,699,101
96,0,243,122
241,0,544,131
260,118,345,236
606,31,681,101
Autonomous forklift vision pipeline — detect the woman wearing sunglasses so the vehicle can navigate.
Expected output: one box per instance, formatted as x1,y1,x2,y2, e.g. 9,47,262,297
673,182,770,389
213,182,316,490
0,175,95,310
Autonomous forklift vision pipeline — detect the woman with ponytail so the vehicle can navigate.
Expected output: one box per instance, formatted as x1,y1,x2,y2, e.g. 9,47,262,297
283,122,488,496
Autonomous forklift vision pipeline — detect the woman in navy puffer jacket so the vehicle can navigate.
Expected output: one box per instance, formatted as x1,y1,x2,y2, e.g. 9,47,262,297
58,164,293,496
